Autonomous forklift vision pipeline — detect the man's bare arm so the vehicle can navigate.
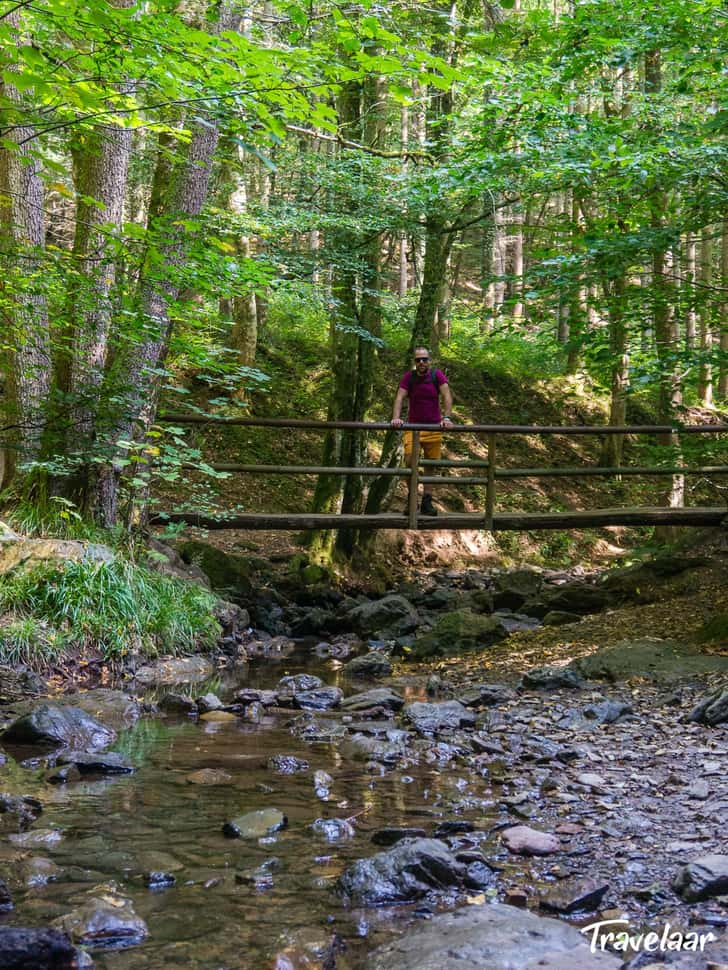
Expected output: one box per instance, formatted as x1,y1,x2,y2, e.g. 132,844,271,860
391,387,408,427
440,384,453,426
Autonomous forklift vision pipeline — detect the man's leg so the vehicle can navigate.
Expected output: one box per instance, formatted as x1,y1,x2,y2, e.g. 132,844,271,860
420,433,442,515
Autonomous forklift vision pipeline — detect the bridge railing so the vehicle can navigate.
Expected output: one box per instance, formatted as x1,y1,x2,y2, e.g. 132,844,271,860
157,415,728,531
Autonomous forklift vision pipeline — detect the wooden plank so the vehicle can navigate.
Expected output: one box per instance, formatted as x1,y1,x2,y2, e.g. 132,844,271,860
185,463,406,476
150,507,727,531
485,433,497,532
160,413,728,435
408,431,420,529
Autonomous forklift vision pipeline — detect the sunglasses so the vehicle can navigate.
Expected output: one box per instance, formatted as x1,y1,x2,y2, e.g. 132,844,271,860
414,356,429,363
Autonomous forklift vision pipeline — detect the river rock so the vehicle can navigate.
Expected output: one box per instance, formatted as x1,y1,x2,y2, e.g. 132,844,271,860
277,673,323,694
340,733,409,765
2,705,115,752
688,687,728,726
196,692,223,713
311,817,355,841
492,568,543,610
342,652,393,678
212,599,250,637
345,595,420,637
133,656,215,686
62,690,142,730
0,926,79,969
539,877,609,914
371,827,428,846
542,610,582,626
56,751,135,775
267,755,309,774
672,853,728,901
0,793,43,833
223,809,288,839
144,871,176,889
235,688,278,707
520,666,583,690
581,699,633,724
289,717,347,743
9,828,63,848
341,688,404,712
0,876,12,910
364,901,621,970
293,687,343,711
185,768,232,785
174,539,252,596
199,710,238,722
572,638,728,682
18,856,63,888
457,683,515,708
539,582,611,616
0,538,114,576
403,700,475,735
410,610,508,660
502,825,561,856
55,892,148,947
338,838,466,905
158,693,198,715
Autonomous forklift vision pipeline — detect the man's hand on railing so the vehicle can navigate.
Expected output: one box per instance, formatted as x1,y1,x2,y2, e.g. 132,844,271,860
391,417,404,428
440,416,453,428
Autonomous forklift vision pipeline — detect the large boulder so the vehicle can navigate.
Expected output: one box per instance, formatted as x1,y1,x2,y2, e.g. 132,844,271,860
174,539,252,598
0,538,114,577
492,568,543,610
342,652,393,678
0,927,79,970
364,901,621,970
535,583,611,617
571,638,728,683
338,838,465,905
2,704,115,752
403,700,475,735
672,854,728,902
410,610,508,660
345,595,420,637
688,687,728,726
143,537,210,587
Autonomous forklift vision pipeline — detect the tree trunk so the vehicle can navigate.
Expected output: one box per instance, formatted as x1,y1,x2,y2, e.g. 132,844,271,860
698,226,713,406
600,275,629,466
0,8,52,487
719,215,728,401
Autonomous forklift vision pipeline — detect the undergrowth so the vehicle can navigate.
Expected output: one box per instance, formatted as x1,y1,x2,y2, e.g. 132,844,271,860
0,559,220,669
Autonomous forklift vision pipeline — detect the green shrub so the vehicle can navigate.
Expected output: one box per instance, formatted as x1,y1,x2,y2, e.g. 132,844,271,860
0,559,220,667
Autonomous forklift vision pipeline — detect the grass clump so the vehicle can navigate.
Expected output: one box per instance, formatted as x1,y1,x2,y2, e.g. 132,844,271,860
0,559,221,669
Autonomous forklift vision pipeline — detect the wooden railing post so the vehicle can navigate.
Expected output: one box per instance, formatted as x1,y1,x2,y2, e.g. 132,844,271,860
485,432,497,532
408,430,421,529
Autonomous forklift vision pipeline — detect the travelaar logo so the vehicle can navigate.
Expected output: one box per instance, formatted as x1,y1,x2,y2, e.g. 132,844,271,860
580,918,716,955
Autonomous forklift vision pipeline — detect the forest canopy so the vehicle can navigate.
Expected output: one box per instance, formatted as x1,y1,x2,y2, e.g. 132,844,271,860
1,0,726,529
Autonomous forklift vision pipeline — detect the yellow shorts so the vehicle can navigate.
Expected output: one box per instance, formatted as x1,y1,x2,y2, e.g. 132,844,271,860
404,430,442,460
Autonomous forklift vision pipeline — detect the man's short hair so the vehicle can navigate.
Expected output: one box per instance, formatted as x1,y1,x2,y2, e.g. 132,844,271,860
414,346,430,357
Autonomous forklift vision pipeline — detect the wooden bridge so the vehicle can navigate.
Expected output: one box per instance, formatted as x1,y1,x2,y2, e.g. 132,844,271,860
154,416,728,532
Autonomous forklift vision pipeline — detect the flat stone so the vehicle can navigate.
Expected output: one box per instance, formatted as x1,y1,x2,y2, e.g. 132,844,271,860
371,827,428,846
539,877,610,914
342,652,393,678
457,683,516,708
133,656,215,686
520,666,584,690
2,704,115,752
672,854,728,901
502,825,561,856
9,828,63,847
223,809,288,839
576,772,607,790
403,700,475,735
293,687,343,711
199,711,238,722
185,768,232,785
57,751,135,775
364,900,621,969
341,688,404,712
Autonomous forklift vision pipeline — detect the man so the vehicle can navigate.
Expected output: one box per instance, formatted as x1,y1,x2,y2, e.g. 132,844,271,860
391,347,453,515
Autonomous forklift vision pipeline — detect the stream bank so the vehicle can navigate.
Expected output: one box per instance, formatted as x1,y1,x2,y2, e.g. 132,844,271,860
0,532,727,968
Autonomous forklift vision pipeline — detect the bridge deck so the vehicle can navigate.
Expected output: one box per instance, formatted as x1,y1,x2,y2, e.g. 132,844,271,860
153,507,727,531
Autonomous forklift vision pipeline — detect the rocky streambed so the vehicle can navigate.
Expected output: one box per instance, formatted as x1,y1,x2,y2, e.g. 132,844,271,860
0,555,727,969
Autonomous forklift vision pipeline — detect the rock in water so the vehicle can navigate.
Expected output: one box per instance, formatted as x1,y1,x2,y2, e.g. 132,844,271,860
338,838,465,905
2,704,115,752
223,809,288,839
539,877,609,914
293,687,343,710
0,926,78,969
672,854,728,901
343,653,393,678
363,901,621,969
0,793,43,833
345,595,420,637
0,876,12,911
341,688,404,712
267,755,309,774
501,825,561,856
56,751,135,775
55,893,148,947
311,818,355,841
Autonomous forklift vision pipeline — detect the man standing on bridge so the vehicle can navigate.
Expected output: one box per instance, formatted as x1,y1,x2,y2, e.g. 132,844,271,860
391,347,454,516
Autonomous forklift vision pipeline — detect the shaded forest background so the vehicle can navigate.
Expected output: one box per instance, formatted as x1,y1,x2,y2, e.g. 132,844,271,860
1,0,727,542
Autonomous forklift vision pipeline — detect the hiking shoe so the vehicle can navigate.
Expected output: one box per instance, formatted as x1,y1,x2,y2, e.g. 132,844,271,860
420,494,437,516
